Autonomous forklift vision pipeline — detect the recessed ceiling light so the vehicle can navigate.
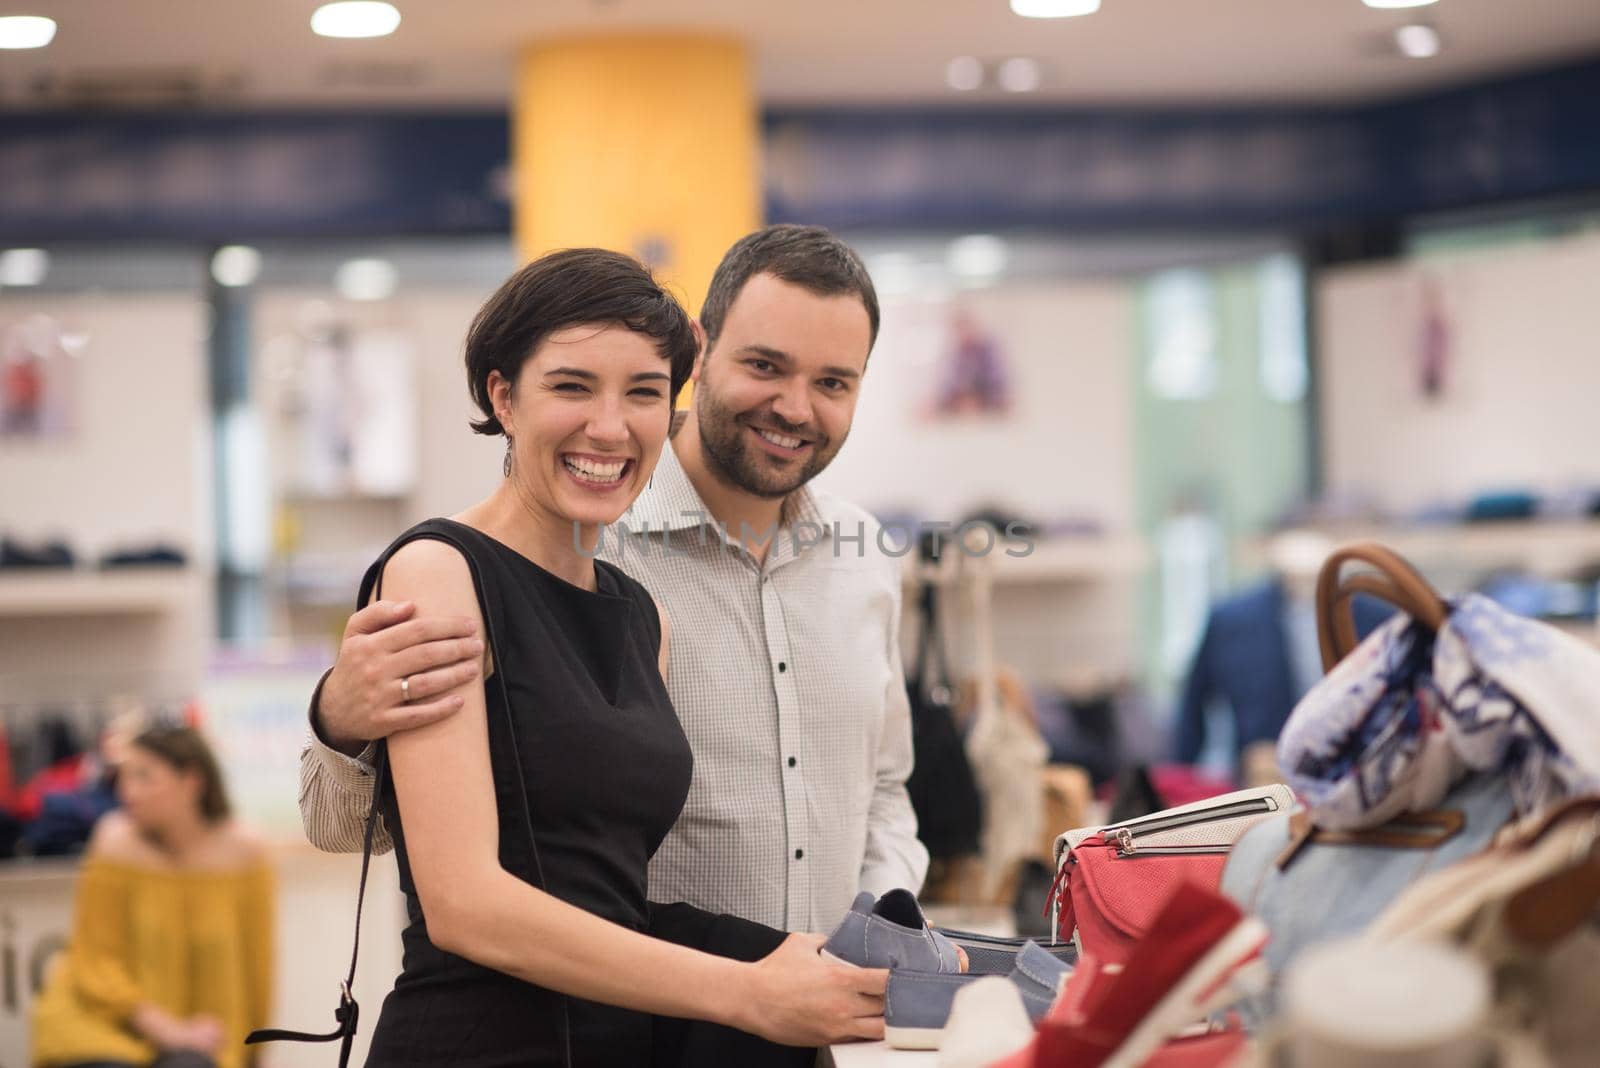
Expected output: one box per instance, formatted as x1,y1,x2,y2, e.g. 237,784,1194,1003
0,15,55,49
336,258,398,301
945,56,984,92
0,248,48,286
211,245,263,288
996,57,1042,93
1363,0,1438,9
1396,23,1442,58
1011,0,1101,17
311,2,401,39
947,235,1009,279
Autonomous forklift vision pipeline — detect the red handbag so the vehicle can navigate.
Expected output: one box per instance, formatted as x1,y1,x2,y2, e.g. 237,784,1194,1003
1050,786,1294,964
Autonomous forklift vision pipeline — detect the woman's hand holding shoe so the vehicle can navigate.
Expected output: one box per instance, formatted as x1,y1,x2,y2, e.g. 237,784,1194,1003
735,932,888,1046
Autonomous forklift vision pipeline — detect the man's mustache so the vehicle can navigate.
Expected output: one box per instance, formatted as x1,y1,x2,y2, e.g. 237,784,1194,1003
745,411,820,440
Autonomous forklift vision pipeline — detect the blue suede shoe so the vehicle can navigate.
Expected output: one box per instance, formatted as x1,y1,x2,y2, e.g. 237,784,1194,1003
883,940,1071,1050
821,889,963,972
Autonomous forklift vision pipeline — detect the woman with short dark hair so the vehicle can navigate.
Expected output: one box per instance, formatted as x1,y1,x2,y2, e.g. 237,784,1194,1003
31,724,273,1068
347,249,883,1066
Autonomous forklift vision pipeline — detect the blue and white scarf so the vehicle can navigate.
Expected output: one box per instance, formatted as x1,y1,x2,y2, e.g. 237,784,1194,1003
1278,593,1600,830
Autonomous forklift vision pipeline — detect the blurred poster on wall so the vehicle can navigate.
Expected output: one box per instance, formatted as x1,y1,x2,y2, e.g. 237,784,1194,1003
925,308,1013,420
1415,276,1452,402
278,322,417,496
0,315,81,440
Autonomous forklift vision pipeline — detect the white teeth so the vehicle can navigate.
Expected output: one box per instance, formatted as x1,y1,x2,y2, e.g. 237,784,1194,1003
757,429,804,450
563,457,627,483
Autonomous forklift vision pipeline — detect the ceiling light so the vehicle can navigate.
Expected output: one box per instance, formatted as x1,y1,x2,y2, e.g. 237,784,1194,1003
945,56,984,92
1011,0,1101,17
996,57,1042,93
1396,23,1441,58
946,235,1009,279
1363,1,1438,9
211,245,262,288
336,258,398,301
311,2,401,39
0,248,48,286
0,15,55,49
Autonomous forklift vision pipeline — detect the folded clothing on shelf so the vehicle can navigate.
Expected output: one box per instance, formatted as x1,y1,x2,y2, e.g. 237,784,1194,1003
1464,490,1540,522
99,544,188,568
0,536,75,569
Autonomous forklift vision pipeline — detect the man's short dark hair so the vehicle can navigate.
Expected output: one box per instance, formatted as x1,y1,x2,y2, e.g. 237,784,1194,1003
465,248,698,436
700,224,880,351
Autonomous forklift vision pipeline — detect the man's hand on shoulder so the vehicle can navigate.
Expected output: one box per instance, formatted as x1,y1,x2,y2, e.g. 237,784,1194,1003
316,599,483,754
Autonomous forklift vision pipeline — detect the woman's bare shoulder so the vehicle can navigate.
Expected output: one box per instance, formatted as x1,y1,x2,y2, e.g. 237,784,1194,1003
86,811,162,866
211,820,272,867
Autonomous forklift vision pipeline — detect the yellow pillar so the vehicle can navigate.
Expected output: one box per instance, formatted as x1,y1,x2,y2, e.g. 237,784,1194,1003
513,34,761,316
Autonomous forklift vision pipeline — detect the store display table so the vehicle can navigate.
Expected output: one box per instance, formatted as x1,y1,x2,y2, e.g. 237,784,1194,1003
824,1040,937,1066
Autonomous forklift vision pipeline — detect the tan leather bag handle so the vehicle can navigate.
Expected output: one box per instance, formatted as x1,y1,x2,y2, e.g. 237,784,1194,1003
1316,541,1449,672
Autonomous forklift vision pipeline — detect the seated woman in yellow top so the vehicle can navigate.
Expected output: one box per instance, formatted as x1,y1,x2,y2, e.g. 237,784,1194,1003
31,724,273,1068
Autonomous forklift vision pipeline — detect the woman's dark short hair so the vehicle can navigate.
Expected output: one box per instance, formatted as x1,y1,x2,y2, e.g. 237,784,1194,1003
699,224,880,351
466,248,699,436
130,724,232,824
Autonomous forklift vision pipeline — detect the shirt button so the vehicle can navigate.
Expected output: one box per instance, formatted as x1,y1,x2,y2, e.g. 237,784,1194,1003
778,661,787,673
794,849,804,860
787,756,797,768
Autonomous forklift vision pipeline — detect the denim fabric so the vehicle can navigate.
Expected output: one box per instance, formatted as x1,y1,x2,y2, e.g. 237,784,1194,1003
1220,773,1514,1002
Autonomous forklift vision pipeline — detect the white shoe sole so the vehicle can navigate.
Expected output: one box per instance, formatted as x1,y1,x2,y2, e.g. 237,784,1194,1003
884,1023,945,1050
1100,917,1268,1068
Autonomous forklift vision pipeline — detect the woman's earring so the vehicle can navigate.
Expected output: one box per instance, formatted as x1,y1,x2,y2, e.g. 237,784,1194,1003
503,437,514,478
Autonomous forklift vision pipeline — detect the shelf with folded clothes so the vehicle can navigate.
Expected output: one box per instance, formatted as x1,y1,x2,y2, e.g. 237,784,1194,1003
1253,519,1600,580
0,566,201,617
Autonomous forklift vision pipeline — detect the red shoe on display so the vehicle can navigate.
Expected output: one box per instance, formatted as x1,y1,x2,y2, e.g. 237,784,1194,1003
1020,882,1265,1068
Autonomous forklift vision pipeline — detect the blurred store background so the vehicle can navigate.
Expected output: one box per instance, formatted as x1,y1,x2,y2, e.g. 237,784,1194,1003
4,0,1600,1061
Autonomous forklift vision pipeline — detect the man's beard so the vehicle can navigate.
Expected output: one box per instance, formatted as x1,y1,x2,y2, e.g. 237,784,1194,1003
695,377,842,500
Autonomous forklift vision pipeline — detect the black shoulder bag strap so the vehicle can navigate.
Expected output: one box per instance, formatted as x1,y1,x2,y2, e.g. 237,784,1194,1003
246,525,570,1067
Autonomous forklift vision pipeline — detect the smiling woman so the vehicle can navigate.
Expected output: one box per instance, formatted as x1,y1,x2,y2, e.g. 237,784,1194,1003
490,325,676,533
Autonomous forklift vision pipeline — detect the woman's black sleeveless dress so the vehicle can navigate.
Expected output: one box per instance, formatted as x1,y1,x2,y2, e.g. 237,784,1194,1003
361,518,697,1067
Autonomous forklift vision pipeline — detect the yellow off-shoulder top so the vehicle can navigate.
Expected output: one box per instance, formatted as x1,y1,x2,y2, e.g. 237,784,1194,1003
30,856,274,1068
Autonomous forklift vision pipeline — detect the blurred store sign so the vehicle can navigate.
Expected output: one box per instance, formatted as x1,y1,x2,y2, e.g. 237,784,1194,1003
764,58,1600,230
0,112,510,242
1,58,1598,239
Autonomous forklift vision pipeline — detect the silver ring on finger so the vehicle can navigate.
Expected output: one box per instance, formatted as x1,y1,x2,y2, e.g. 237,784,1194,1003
400,675,412,703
